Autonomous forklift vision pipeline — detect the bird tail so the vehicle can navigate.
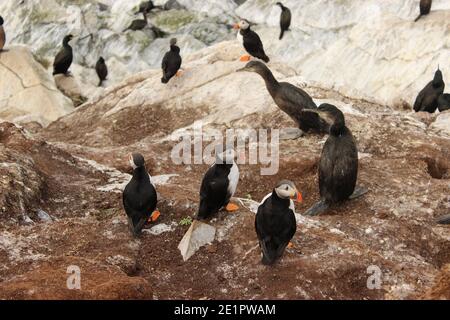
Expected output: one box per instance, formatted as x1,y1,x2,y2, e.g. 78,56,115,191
161,76,169,84
279,29,285,40
414,14,422,22
262,55,270,63
98,79,103,87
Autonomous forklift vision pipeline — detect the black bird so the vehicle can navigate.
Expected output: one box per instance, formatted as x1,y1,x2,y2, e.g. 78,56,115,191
237,61,329,134
161,38,182,84
123,153,158,236
255,180,302,265
438,94,450,112
234,20,269,63
436,214,450,225
413,67,445,113
0,16,5,52
135,0,162,14
53,34,74,76
95,56,108,87
304,104,367,216
124,12,147,31
415,0,432,22
197,149,239,220
276,2,291,40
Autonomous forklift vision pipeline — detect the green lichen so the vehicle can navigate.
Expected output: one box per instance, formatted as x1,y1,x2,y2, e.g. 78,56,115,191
153,10,198,33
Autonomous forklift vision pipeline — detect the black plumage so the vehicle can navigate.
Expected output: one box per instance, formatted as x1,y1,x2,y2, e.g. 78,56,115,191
237,61,329,134
415,0,432,22
95,57,108,87
161,38,182,84
235,20,269,63
255,180,299,265
437,93,450,112
276,2,291,40
123,153,157,236
413,68,445,113
135,1,161,14
124,12,147,31
53,34,73,75
0,16,5,52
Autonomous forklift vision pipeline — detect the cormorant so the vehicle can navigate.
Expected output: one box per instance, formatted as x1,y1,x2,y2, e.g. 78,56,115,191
276,2,291,40
237,61,329,134
53,34,74,76
304,104,367,216
438,94,450,112
233,20,269,62
95,57,108,87
255,180,302,265
124,12,148,31
415,0,432,22
413,67,445,113
0,16,5,52
161,38,182,84
135,0,162,14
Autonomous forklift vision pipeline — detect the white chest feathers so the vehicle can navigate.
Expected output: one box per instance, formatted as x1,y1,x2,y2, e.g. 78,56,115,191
227,162,239,196
236,30,243,45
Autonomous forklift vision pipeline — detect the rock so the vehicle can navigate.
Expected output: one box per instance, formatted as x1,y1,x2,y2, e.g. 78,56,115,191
279,127,304,140
37,209,52,223
54,74,87,107
429,111,450,136
178,220,216,261
0,46,73,126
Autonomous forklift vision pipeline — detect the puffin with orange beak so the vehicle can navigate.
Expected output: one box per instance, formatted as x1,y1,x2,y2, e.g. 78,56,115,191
233,19,269,63
122,152,159,236
255,180,302,265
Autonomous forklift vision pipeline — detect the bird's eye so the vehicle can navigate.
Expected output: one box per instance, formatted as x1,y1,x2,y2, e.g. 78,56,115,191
285,186,289,190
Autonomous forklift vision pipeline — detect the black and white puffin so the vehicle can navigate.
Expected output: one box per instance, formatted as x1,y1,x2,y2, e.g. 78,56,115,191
413,67,445,113
161,38,182,84
438,93,450,112
95,56,108,87
0,16,5,52
233,20,269,63
122,153,159,236
197,148,240,220
304,104,367,216
237,61,329,134
53,34,74,76
276,2,291,40
255,180,302,265
415,0,432,22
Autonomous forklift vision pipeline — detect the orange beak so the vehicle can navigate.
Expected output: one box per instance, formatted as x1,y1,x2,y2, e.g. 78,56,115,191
293,191,303,203
233,23,240,30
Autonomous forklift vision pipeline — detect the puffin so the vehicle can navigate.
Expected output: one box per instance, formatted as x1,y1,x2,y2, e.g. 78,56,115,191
233,20,269,62
0,16,5,52
161,38,182,84
276,2,291,40
237,61,329,134
95,57,108,87
123,153,159,236
255,180,302,265
197,148,240,220
413,67,445,113
438,94,450,112
304,104,367,216
124,12,147,31
53,34,74,76
415,0,432,22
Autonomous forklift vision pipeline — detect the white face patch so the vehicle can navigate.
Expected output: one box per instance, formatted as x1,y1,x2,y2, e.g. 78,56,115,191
275,184,294,199
239,20,250,30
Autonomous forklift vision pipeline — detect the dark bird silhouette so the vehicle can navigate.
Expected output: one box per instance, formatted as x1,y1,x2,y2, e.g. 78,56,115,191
276,2,291,40
237,61,329,134
415,0,432,22
234,20,269,63
53,34,74,76
124,12,147,31
0,16,5,52
304,104,367,216
413,67,445,113
438,94,450,112
135,0,162,14
436,214,450,224
123,153,158,236
255,180,301,265
95,57,108,87
161,38,182,84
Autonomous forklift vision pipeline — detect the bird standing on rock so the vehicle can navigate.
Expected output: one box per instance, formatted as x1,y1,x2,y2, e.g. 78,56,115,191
0,16,6,52
95,57,108,87
53,34,74,76
161,38,182,84
276,2,291,40
135,0,162,14
415,0,432,22
413,67,445,113
438,94,450,112
123,153,159,237
124,12,148,31
233,20,269,62
237,61,329,135
255,180,302,265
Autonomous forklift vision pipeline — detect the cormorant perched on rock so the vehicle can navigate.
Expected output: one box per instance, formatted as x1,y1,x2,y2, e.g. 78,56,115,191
161,38,182,84
124,12,148,31
123,153,159,236
276,2,291,40
197,148,240,220
237,61,329,134
95,57,108,87
135,0,162,14
0,16,5,52
304,104,367,216
438,94,450,112
233,20,269,62
413,67,445,113
53,34,74,76
255,180,302,265
415,0,432,22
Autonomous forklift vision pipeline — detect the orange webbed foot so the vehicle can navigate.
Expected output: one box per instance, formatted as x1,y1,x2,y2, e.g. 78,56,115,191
149,210,161,222
239,55,251,62
176,70,183,77
225,203,239,212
